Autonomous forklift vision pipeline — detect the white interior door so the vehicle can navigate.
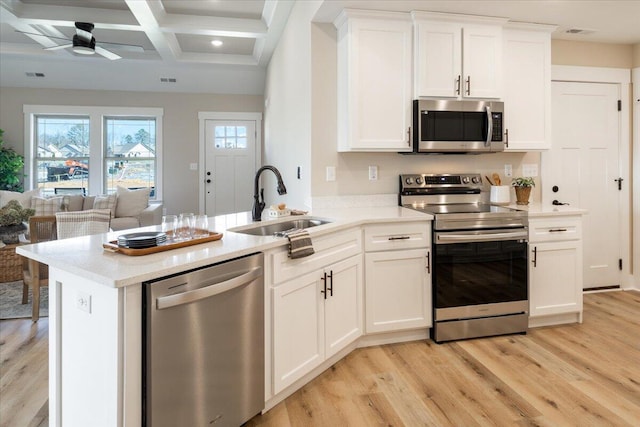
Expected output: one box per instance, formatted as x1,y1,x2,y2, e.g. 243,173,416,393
543,81,621,289
204,120,256,216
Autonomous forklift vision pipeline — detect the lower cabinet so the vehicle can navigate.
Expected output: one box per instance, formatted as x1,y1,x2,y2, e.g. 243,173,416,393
365,248,431,332
272,254,362,393
529,241,582,318
528,215,583,326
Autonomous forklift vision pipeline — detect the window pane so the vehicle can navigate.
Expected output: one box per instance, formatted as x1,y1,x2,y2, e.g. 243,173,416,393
35,116,90,192
105,159,155,195
237,137,247,149
104,117,156,195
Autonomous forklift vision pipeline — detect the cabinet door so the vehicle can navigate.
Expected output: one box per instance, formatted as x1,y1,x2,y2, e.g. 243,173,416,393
462,25,502,99
324,255,363,358
414,21,462,98
272,271,324,393
337,14,413,151
365,248,431,333
503,29,551,150
529,242,583,318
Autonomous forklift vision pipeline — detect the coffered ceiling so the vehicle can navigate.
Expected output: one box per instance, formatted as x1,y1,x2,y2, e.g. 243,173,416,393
1,1,639,95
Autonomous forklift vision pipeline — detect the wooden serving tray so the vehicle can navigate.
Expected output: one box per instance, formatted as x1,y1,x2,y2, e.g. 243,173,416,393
103,231,223,256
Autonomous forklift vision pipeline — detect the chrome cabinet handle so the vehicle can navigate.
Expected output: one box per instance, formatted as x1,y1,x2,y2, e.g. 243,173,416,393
407,127,411,146
456,75,461,95
388,236,410,241
465,76,471,95
504,129,509,148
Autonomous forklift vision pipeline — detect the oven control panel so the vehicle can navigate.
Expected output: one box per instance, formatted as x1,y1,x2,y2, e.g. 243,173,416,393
400,174,483,190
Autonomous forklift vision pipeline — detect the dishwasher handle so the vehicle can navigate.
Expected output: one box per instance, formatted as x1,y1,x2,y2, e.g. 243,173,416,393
156,266,263,310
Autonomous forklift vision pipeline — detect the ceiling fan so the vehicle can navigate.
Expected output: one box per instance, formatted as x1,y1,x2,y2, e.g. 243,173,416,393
17,22,144,60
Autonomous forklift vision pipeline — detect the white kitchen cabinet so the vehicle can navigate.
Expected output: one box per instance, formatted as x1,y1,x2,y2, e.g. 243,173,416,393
364,222,432,333
269,227,363,394
413,12,506,99
502,24,554,150
528,216,583,327
334,9,413,152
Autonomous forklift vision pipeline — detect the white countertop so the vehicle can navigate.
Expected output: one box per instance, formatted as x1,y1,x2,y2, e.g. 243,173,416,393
505,203,588,217
16,206,432,288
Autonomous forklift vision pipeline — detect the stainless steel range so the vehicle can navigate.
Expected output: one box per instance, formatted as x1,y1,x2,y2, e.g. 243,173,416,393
399,173,529,343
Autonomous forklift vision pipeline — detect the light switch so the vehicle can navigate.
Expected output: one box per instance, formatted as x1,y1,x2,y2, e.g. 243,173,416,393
522,164,538,177
368,166,378,181
189,163,198,171
326,166,336,182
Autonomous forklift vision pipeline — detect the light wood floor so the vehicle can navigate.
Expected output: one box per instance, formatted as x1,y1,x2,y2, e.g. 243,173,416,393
1,291,638,427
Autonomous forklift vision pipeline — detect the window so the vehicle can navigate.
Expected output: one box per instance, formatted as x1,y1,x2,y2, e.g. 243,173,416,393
104,118,156,196
24,106,163,199
33,116,90,195
214,125,247,149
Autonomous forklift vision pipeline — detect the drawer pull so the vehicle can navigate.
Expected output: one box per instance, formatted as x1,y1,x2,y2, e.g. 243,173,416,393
388,236,411,241
548,228,568,233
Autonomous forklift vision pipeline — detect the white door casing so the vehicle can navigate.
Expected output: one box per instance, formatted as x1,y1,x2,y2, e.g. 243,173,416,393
544,67,631,289
198,112,261,215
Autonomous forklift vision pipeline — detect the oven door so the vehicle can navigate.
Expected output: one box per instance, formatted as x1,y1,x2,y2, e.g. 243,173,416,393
433,228,528,320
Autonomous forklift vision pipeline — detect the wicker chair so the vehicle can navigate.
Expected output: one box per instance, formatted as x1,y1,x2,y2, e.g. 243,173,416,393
22,215,57,322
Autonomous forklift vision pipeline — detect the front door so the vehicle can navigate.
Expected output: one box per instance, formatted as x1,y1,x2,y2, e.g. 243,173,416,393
543,81,621,289
204,120,256,216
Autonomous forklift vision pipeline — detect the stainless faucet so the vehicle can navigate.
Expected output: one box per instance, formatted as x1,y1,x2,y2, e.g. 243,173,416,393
252,165,287,221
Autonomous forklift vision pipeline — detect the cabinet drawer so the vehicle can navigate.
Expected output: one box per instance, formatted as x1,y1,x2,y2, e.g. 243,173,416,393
528,217,582,243
270,228,362,285
364,222,430,252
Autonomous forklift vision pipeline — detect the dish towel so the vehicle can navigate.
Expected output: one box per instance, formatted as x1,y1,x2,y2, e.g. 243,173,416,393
286,229,315,259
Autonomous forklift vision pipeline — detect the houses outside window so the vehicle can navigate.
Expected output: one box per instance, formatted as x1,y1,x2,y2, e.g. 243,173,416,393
23,106,163,199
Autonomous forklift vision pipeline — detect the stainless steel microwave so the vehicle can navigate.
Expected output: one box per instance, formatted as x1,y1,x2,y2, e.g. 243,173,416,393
412,99,505,154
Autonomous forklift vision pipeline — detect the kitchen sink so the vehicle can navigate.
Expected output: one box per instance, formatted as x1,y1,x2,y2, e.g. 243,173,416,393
230,217,333,236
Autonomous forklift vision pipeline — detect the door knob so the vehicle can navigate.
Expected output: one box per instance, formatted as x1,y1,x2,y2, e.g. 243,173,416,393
206,179,211,183
207,171,211,176
552,200,569,206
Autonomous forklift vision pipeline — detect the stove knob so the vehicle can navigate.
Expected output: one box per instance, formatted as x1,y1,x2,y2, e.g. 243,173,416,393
405,177,414,185
462,176,470,184
471,176,480,184
415,177,423,185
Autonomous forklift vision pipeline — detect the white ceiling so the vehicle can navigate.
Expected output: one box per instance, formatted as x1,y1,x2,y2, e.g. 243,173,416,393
1,0,639,95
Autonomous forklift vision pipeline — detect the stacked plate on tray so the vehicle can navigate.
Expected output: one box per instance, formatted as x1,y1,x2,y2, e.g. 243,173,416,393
117,232,167,249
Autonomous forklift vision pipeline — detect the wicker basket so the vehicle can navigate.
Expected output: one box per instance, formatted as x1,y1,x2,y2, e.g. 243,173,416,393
0,244,24,283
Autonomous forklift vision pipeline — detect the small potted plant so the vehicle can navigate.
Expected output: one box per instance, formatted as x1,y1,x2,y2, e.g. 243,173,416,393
0,129,25,192
0,200,35,244
511,177,535,205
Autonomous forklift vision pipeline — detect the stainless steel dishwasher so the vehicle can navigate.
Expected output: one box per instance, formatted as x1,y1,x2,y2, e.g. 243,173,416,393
143,253,264,427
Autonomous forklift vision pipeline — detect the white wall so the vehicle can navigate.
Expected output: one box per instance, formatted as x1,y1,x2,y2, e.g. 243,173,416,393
0,87,263,215
633,67,640,289
263,1,323,211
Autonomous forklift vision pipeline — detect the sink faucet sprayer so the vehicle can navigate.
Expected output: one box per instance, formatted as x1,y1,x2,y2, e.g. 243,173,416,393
252,165,287,221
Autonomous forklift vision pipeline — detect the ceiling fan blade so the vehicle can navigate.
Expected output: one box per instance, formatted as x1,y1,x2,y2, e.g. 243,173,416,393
95,46,121,60
98,41,144,53
15,30,71,42
44,44,72,51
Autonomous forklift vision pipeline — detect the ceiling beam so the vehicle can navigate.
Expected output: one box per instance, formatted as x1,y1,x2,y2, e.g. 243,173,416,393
160,14,267,39
124,0,179,63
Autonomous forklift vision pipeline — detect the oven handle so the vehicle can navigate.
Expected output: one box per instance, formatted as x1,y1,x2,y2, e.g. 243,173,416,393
435,229,528,244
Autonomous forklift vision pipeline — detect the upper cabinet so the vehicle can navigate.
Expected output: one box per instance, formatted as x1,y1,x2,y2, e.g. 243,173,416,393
502,23,555,151
335,10,413,152
412,12,506,99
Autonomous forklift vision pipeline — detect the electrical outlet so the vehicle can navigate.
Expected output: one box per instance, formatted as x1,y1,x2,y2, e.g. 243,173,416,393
76,291,91,314
326,166,336,182
504,164,513,177
522,163,538,177
368,165,378,181
189,163,198,171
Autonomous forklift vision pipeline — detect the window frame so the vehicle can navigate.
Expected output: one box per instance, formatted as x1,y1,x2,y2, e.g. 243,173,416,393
23,105,163,200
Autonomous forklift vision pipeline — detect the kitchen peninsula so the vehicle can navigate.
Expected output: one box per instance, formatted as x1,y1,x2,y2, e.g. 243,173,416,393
17,206,432,427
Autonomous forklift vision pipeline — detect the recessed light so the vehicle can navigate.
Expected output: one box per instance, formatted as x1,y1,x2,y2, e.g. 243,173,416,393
211,40,223,47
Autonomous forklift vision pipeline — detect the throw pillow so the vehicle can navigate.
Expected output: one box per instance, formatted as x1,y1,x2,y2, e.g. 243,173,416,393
93,194,117,217
31,196,65,216
115,186,150,218
0,188,41,208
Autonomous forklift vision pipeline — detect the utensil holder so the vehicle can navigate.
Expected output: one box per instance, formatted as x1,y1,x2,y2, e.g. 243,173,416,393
490,185,511,205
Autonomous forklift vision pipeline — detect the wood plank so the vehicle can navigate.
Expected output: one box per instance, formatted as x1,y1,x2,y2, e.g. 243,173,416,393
1,291,639,426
